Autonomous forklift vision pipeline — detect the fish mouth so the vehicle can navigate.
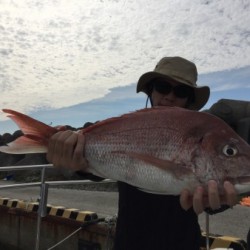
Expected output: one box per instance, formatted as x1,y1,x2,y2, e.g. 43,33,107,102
230,176,250,185
233,177,250,195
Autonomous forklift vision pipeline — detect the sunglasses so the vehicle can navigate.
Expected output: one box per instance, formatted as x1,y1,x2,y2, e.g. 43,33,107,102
153,79,194,99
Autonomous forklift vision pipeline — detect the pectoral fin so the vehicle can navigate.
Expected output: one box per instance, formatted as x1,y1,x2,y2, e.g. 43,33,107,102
112,151,192,178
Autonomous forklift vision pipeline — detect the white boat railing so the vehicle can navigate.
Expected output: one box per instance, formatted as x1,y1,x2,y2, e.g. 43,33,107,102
0,164,115,250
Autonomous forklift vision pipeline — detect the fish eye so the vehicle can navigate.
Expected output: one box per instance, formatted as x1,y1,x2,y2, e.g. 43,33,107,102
223,145,238,157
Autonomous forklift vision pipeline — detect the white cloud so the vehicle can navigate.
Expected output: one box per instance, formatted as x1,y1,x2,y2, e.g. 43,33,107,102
0,0,249,121
212,83,246,92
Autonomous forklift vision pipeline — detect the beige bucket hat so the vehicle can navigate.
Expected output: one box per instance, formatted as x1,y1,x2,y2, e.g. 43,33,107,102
137,56,210,110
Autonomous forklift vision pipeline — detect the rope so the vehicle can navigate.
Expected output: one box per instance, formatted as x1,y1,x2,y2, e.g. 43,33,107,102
47,218,105,250
105,215,117,250
47,227,82,250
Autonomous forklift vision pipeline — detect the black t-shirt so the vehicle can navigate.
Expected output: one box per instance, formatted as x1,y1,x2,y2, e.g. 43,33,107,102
114,182,201,250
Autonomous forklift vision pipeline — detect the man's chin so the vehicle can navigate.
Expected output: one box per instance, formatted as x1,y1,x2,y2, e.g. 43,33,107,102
159,103,174,107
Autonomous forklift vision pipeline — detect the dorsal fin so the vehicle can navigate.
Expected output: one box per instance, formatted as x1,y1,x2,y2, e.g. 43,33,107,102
81,107,175,133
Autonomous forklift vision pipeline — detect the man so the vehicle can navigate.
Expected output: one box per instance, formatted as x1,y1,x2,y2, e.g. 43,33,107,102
47,56,237,250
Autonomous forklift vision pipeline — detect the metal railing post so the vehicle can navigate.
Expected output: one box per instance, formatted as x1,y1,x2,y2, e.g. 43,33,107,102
35,167,49,250
206,213,210,250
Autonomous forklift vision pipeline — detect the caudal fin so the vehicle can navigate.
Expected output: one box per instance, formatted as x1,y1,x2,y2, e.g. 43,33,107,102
0,109,58,154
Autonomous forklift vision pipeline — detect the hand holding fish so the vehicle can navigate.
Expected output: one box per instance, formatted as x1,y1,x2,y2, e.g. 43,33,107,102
180,180,238,214
46,131,88,171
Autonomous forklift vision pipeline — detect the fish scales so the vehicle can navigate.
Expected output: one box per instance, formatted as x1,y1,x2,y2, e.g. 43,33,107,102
82,107,250,194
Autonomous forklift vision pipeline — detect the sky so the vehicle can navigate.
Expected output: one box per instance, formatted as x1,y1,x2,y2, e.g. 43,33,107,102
0,0,250,134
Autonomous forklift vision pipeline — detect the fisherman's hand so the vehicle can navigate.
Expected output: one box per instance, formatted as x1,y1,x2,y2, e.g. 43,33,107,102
46,130,89,171
180,180,238,215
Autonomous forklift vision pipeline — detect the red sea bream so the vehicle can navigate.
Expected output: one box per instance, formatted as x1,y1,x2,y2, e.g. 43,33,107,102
1,107,250,195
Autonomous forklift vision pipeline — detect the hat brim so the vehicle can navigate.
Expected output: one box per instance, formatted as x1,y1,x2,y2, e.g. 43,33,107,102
137,71,210,111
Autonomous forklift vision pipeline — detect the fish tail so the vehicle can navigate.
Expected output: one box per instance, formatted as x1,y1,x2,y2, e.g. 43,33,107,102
0,109,59,154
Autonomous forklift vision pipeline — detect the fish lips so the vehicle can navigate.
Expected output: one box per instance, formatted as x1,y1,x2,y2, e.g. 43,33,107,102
227,176,250,185
227,176,250,195
237,176,250,184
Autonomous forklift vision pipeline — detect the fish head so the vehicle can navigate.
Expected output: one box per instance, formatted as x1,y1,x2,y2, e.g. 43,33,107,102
194,117,250,194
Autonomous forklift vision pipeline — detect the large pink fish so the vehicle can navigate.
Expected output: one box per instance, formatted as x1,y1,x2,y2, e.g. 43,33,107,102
1,107,250,195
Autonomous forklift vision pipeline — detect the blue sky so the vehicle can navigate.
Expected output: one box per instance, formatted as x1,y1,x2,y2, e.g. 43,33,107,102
0,0,250,134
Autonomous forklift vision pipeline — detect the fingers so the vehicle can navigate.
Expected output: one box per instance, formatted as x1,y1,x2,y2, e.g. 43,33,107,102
180,187,205,214
180,180,238,215
207,180,238,209
180,189,192,211
207,180,221,210
70,133,89,171
46,131,88,171
192,186,205,214
223,181,238,207
46,130,75,167
180,184,215,215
